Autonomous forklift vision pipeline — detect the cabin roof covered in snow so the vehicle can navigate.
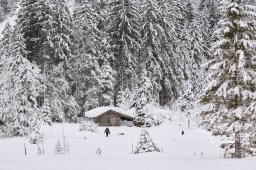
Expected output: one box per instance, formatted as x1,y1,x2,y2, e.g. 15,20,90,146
84,107,134,118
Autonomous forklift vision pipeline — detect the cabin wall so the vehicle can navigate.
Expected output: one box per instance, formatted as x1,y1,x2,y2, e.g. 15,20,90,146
96,111,121,126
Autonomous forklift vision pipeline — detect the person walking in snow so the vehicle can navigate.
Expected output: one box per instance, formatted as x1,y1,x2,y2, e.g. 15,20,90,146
181,130,184,135
104,127,110,137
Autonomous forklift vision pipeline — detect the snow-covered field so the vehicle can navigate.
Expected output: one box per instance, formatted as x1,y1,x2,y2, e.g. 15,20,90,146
0,122,256,170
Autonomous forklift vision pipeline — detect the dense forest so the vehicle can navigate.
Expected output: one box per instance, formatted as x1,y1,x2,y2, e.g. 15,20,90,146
0,0,256,157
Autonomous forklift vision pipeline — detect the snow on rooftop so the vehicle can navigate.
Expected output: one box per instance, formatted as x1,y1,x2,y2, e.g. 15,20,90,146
84,106,134,118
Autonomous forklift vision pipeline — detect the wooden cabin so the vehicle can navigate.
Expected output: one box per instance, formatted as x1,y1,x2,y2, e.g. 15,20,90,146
84,107,134,126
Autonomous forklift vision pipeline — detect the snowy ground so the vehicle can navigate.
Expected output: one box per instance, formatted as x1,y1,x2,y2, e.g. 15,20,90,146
0,122,256,170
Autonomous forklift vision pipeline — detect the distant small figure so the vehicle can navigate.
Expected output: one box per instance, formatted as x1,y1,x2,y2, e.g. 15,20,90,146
104,127,110,137
118,133,124,136
181,130,184,135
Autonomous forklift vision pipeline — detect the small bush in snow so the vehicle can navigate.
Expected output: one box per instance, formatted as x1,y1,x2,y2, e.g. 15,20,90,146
28,130,43,144
134,104,166,127
54,140,63,154
79,119,98,132
134,130,161,154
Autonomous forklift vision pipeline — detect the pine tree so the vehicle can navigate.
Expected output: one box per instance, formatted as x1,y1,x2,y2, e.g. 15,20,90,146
184,2,207,97
17,0,54,66
134,69,154,127
98,36,116,106
27,110,42,144
0,28,43,136
41,98,52,125
140,0,166,103
17,0,74,120
200,0,256,157
0,0,10,22
107,0,141,105
47,0,78,121
54,140,63,154
198,0,219,60
52,0,74,64
198,0,219,31
134,130,160,154
116,88,133,109
0,22,12,58
79,118,98,132
185,2,206,67
73,0,102,111
140,0,184,106
46,62,72,121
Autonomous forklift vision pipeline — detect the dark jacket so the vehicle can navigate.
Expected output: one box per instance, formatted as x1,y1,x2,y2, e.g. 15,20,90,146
104,128,110,134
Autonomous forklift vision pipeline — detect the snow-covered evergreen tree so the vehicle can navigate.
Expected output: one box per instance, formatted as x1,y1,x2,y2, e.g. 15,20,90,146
0,28,43,136
41,98,52,125
0,22,12,58
73,0,102,111
200,0,256,157
140,0,166,103
0,0,10,22
27,111,42,144
134,69,154,127
17,0,54,66
184,2,208,97
17,0,75,121
140,0,185,106
98,36,116,106
116,88,133,109
186,3,207,67
134,130,160,154
47,0,78,121
198,0,219,60
79,118,98,132
54,140,63,154
107,0,141,105
46,62,73,121
52,0,74,64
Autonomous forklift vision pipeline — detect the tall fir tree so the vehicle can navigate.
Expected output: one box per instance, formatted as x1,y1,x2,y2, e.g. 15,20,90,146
134,69,153,127
18,0,78,121
200,0,256,157
0,27,43,136
183,1,208,98
0,22,12,57
17,0,54,66
73,0,102,111
140,0,182,106
98,35,116,106
140,0,166,104
0,0,9,22
48,0,78,120
198,0,219,60
107,0,141,106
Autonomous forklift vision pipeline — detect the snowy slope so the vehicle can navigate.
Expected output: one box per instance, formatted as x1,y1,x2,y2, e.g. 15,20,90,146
0,122,255,170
